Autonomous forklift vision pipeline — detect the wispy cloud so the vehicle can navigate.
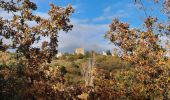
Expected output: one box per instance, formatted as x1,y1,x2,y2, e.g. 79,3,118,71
103,6,112,14
32,17,115,53
92,9,129,22
58,19,115,52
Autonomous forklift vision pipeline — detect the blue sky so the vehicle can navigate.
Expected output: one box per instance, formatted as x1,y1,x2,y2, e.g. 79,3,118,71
1,0,168,53
35,0,167,25
32,0,168,53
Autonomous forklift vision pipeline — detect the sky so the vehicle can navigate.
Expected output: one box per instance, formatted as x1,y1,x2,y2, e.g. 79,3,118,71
1,0,169,53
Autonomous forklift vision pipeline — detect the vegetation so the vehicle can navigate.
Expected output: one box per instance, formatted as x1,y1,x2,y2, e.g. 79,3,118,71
0,0,170,99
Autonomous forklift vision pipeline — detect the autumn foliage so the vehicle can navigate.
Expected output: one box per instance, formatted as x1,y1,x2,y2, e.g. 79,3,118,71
104,16,170,99
0,0,170,100
0,0,75,99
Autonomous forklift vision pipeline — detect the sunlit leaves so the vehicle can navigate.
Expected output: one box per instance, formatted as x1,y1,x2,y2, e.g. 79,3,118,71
105,14,170,99
0,0,74,65
0,0,75,99
0,0,19,12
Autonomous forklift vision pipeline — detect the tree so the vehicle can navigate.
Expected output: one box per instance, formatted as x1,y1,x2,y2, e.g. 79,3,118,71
104,1,170,99
0,0,74,64
0,0,74,99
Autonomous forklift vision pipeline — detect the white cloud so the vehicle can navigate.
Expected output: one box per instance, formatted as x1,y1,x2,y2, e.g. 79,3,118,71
92,9,128,22
0,9,14,20
104,6,112,13
31,12,116,52
34,12,50,18
57,19,115,53
91,2,132,23
31,18,115,53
